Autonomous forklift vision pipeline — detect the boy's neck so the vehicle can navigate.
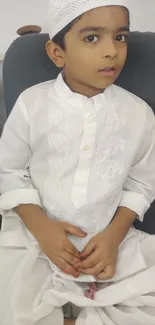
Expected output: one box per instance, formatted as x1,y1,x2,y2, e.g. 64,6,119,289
63,73,104,98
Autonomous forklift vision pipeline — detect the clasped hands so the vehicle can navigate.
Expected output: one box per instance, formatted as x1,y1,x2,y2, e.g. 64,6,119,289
36,218,120,280
66,226,119,280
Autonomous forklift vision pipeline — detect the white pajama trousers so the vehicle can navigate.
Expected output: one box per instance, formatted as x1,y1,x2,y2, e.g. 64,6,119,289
0,214,155,325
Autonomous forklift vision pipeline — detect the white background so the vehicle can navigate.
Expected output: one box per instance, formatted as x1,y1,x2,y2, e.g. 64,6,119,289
0,0,155,54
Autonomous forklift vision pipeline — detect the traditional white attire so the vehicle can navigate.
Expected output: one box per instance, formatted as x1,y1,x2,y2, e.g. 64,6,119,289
0,1,155,324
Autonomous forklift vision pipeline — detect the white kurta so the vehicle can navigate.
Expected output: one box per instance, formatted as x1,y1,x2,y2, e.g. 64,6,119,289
0,73,155,325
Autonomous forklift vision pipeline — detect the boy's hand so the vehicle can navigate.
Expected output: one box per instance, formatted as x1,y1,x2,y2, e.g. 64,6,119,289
36,218,87,278
75,227,119,280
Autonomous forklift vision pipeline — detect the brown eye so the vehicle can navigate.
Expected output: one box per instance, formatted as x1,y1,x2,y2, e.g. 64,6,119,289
85,35,99,43
116,34,129,42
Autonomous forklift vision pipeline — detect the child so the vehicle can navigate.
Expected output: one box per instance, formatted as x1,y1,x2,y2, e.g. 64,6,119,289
0,0,155,324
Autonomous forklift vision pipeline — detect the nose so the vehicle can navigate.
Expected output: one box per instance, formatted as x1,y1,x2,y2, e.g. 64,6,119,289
101,38,117,60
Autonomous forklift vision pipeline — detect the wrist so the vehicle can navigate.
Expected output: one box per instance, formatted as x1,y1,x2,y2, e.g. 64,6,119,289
108,207,137,245
15,204,49,238
105,223,122,247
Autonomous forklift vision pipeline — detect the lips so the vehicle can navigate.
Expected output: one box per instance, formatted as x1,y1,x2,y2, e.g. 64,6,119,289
98,66,117,77
99,66,116,72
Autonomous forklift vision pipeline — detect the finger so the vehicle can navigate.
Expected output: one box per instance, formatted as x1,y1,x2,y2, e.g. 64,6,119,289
97,265,115,280
78,261,104,276
63,222,87,238
65,238,80,258
80,240,95,260
75,250,101,269
56,257,79,278
61,251,80,266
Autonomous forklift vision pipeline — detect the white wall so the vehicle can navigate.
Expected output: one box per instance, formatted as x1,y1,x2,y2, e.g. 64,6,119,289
0,0,49,54
129,0,155,32
0,0,155,54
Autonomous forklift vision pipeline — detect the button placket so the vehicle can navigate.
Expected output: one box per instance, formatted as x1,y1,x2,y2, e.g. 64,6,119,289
71,102,97,208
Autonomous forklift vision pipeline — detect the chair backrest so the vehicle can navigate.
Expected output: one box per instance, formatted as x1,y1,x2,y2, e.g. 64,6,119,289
3,32,155,116
0,61,6,135
2,32,155,233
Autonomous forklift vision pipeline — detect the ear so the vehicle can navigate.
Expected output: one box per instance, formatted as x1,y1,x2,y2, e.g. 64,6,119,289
46,40,65,68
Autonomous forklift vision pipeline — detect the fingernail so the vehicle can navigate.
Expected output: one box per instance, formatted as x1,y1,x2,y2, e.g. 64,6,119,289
74,273,79,278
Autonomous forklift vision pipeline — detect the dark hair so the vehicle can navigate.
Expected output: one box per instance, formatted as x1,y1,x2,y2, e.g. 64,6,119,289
52,15,83,50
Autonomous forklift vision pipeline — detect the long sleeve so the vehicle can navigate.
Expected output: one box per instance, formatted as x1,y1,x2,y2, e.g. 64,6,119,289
0,93,41,215
119,105,155,222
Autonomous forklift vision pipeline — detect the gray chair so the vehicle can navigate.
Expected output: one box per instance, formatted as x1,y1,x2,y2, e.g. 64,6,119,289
0,61,6,135
2,32,155,233
0,61,7,228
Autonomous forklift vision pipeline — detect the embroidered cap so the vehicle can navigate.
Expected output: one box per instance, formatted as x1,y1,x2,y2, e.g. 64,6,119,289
48,0,131,39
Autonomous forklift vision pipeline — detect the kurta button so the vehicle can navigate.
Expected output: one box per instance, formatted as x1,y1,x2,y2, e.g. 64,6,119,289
85,113,92,119
83,145,90,151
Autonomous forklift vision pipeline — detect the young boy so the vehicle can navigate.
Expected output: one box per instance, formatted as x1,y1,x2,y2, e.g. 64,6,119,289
0,0,155,324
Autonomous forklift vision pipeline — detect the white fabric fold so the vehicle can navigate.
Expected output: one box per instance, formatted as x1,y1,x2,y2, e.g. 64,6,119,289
0,215,155,324
0,189,42,215
119,191,150,222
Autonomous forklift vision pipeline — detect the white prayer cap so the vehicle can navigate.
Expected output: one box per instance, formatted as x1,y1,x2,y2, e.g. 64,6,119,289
48,0,131,39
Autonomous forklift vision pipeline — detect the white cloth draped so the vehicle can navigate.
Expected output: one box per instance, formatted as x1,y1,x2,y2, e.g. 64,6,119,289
1,214,155,325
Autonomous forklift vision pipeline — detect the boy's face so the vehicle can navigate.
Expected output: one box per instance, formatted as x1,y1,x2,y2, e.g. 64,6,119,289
47,6,130,97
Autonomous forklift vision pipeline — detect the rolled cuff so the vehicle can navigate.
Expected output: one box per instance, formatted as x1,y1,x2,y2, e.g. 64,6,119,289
0,189,42,215
119,191,150,222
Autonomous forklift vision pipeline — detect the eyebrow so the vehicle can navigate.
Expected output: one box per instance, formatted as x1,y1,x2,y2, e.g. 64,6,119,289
78,26,130,34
